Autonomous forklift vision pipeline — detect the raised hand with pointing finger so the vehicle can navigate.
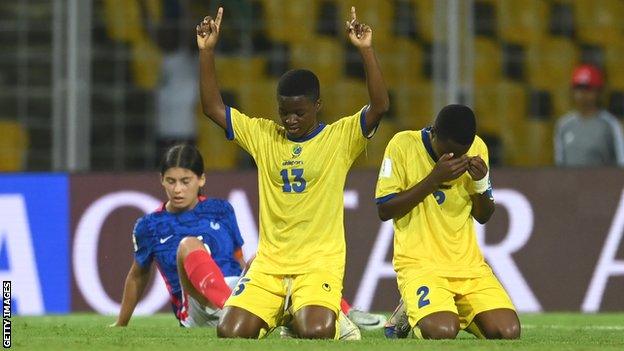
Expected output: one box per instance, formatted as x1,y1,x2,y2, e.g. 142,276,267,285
196,7,223,51
345,6,372,48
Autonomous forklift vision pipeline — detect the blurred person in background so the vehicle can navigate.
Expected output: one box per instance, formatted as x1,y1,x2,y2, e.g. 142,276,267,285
554,64,624,167
141,0,199,157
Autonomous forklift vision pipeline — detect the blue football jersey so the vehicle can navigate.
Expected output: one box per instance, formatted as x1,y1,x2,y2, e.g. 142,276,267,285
132,197,244,317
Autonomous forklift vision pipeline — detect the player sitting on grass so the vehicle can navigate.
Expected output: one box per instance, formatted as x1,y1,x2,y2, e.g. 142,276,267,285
376,105,521,339
113,144,244,327
196,6,389,339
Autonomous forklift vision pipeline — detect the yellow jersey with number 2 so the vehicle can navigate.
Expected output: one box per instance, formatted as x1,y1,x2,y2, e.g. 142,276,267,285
375,128,493,281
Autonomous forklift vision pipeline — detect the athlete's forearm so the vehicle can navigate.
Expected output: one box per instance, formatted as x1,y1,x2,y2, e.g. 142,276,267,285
199,48,226,129
377,174,439,221
116,263,150,326
359,47,389,130
470,193,495,224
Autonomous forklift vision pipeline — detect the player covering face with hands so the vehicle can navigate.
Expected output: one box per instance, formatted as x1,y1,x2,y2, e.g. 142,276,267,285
196,6,389,339
377,105,521,340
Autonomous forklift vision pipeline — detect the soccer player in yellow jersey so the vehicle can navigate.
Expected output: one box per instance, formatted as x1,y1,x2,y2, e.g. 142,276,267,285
376,105,520,340
196,7,389,339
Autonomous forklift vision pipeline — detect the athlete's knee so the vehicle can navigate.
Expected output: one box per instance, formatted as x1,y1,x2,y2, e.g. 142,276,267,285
177,236,205,259
481,321,521,340
419,320,459,339
216,318,259,339
296,321,335,339
499,321,521,340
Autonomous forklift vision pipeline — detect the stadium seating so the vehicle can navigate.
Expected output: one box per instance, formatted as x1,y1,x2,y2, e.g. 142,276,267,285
90,0,624,169
525,37,578,117
376,39,425,87
574,0,624,47
605,42,624,91
497,0,548,45
238,79,280,119
474,37,502,86
321,79,369,124
414,0,435,43
197,112,241,170
260,0,322,43
216,57,268,91
290,37,344,85
392,82,434,130
0,120,28,171
337,0,394,42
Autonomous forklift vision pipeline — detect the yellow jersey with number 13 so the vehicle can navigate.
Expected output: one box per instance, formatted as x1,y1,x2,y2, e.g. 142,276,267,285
226,105,373,278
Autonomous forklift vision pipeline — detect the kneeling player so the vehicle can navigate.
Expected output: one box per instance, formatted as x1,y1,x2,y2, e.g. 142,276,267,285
376,105,520,339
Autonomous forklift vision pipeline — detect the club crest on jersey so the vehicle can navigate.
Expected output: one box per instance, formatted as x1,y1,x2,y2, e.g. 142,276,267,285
210,221,221,230
292,144,302,158
433,190,446,205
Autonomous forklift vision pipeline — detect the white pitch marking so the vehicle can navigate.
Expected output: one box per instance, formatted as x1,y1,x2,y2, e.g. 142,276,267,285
522,324,624,331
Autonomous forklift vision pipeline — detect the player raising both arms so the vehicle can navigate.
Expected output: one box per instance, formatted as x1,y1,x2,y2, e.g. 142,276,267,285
113,144,244,328
197,6,389,339
376,105,521,339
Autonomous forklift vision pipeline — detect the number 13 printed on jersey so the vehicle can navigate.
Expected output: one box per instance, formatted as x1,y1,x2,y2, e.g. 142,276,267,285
280,168,307,193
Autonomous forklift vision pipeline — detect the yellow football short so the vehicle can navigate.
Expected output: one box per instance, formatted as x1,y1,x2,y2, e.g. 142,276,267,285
399,270,516,330
224,266,343,332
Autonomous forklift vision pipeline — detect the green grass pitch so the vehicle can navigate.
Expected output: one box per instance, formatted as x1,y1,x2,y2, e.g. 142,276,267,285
14,313,624,350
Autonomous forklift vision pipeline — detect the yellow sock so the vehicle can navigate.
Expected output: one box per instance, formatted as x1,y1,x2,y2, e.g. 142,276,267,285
411,325,424,339
465,322,485,339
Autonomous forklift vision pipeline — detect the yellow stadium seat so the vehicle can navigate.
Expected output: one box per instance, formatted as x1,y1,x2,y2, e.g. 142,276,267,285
393,83,434,131
103,0,144,42
605,42,624,90
522,120,554,166
414,0,434,43
238,79,280,119
474,38,501,87
130,37,163,89
216,57,267,91
473,80,527,165
0,120,28,171
290,37,344,85
196,108,240,170
376,39,425,88
526,37,578,92
321,79,368,124
337,0,394,42
260,0,319,43
497,0,548,45
574,0,624,46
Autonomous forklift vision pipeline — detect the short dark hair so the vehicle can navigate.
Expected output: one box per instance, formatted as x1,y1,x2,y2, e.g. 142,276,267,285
434,104,476,146
160,144,204,178
277,69,320,101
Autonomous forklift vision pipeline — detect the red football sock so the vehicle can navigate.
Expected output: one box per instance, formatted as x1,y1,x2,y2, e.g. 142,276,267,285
183,249,231,309
341,298,351,314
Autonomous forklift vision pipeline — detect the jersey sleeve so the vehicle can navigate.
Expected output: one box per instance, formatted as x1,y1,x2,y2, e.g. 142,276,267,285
375,134,408,204
132,217,153,268
225,106,277,158
333,105,374,162
223,201,244,249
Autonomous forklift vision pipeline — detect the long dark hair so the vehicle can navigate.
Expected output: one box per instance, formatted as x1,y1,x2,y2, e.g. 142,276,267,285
160,144,205,195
